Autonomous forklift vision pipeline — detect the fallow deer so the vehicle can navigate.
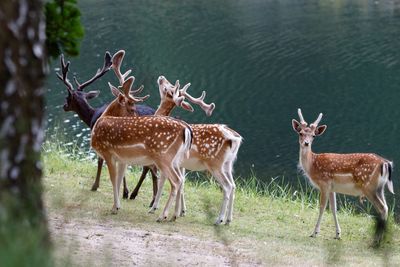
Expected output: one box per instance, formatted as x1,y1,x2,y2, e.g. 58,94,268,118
149,76,242,225
292,109,394,239
91,75,193,221
57,52,158,203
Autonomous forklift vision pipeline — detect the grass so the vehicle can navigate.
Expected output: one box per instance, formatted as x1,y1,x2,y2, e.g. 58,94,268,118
42,142,400,266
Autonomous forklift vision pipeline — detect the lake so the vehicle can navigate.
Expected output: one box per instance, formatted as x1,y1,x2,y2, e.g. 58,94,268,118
45,0,400,201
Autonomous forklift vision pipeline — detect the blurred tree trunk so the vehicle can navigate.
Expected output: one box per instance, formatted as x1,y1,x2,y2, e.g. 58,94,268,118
0,0,49,245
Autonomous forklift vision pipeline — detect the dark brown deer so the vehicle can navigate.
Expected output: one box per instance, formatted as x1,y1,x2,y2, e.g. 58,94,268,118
57,52,158,204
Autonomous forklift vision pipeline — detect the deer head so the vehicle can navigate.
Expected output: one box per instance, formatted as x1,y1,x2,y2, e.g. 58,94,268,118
157,76,216,116
292,108,327,148
57,52,112,112
103,50,148,117
106,76,150,117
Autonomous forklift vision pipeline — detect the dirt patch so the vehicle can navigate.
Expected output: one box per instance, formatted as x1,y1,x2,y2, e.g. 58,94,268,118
49,215,262,266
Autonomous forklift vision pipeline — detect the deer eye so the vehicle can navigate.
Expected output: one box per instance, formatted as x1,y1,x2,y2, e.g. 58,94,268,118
299,133,303,136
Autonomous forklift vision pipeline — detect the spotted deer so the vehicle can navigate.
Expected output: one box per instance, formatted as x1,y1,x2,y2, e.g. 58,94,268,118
57,52,157,202
109,50,159,204
292,109,394,239
149,76,242,225
91,75,192,221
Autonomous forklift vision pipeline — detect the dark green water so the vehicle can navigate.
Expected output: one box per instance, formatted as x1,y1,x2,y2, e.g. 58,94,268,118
46,0,400,197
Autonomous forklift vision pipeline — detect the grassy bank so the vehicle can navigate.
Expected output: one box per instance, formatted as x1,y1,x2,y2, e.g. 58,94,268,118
43,144,400,266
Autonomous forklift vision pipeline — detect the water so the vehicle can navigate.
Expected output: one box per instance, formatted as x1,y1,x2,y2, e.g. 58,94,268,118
46,0,400,197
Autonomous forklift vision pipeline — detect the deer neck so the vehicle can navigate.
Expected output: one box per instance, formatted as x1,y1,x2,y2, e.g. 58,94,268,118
155,100,175,116
299,145,314,174
101,99,121,117
75,101,95,127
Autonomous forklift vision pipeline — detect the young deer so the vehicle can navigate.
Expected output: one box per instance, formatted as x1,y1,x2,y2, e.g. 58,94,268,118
292,109,394,239
91,76,192,221
57,52,157,202
150,76,242,225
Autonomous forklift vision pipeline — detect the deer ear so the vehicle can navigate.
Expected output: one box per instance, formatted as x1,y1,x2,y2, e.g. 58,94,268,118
86,90,100,100
117,94,126,106
315,125,327,136
109,82,121,97
181,101,194,112
292,119,301,133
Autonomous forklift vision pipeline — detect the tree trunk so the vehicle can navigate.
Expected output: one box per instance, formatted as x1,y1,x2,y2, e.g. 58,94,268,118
0,0,48,245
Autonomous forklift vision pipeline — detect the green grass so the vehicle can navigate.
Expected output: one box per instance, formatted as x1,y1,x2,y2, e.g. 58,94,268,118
43,142,400,266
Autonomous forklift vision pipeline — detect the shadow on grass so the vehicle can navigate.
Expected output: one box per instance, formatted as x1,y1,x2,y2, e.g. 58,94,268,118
201,195,239,266
323,238,344,266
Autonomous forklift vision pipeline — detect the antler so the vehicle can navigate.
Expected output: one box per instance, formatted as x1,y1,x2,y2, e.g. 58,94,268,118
56,54,74,94
57,52,112,93
74,51,113,91
121,77,150,102
172,80,185,107
111,50,132,85
181,87,216,117
297,108,308,126
310,113,323,129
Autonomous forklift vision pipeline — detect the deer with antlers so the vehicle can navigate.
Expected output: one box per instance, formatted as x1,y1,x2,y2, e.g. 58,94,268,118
292,109,394,239
144,76,242,224
95,49,241,223
57,52,158,204
91,72,192,221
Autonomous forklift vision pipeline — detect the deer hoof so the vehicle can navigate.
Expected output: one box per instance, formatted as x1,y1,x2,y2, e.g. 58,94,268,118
156,216,168,223
334,232,341,240
148,207,157,214
309,232,318,238
215,219,224,225
170,215,177,222
149,199,155,208
91,184,99,191
130,191,138,200
111,207,119,214
225,220,231,225
180,210,186,217
123,190,129,199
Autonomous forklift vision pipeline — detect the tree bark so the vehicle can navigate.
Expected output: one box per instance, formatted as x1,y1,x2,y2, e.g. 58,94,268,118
0,0,48,244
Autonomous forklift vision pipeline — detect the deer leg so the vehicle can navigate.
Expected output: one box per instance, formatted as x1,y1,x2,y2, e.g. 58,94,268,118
171,167,184,221
149,166,159,207
129,166,150,200
366,191,388,245
91,157,103,191
311,189,329,237
112,162,126,213
156,166,182,222
329,192,341,239
225,161,236,225
212,169,233,225
377,186,388,211
122,176,129,199
177,168,186,217
366,191,388,221
149,171,167,214
104,158,119,214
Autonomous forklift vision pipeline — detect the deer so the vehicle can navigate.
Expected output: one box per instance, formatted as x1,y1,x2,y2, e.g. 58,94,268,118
96,49,242,224
57,52,158,205
292,108,394,239
91,73,193,222
147,76,242,225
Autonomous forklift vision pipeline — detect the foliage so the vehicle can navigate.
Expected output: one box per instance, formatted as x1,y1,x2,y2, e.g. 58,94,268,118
0,195,53,267
45,0,84,58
